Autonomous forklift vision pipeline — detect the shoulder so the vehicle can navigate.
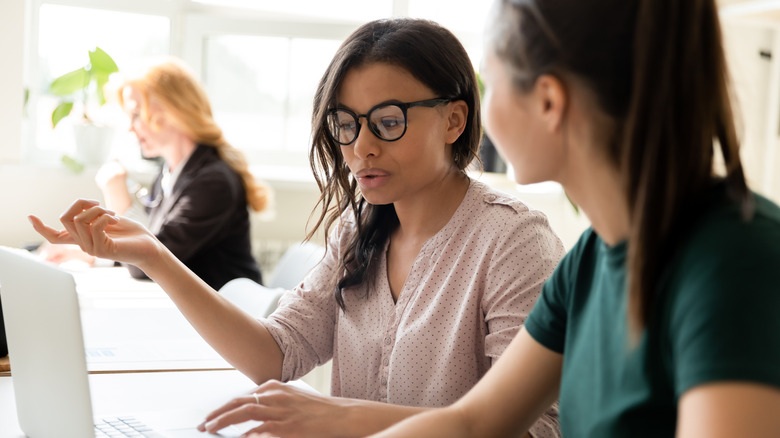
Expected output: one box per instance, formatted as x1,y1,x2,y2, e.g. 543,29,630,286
181,146,243,190
664,188,780,341
455,180,566,271
546,227,601,288
663,191,780,394
673,190,780,283
192,146,239,177
464,179,556,235
469,179,531,214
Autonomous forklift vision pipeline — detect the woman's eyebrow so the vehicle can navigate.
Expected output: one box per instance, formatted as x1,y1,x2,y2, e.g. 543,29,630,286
335,99,404,112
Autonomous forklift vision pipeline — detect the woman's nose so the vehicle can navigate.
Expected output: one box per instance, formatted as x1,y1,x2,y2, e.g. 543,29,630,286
352,121,380,158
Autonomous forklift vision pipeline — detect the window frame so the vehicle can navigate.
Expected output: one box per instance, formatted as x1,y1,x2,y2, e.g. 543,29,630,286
183,9,360,165
18,0,487,171
24,0,183,164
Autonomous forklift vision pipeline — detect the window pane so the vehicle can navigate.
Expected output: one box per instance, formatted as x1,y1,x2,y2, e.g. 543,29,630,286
204,35,341,154
192,0,393,22
36,4,170,159
407,1,489,73
205,36,290,153
286,39,343,152
408,0,492,34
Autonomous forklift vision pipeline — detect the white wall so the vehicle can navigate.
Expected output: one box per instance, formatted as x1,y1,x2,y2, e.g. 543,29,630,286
722,19,780,203
0,0,25,164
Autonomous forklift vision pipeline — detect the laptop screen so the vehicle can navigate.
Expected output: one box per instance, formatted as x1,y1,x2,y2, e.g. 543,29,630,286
0,246,95,437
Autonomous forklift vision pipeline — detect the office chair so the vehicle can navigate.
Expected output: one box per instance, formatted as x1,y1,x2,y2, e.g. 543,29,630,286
219,242,325,318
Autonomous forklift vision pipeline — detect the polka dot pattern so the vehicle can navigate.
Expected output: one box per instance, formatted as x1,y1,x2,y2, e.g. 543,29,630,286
261,180,565,437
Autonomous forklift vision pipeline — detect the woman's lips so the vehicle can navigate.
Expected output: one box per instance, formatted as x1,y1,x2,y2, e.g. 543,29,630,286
355,168,390,189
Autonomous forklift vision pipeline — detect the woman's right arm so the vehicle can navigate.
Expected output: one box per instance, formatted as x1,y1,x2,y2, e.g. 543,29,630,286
370,328,563,438
95,161,134,216
29,199,283,384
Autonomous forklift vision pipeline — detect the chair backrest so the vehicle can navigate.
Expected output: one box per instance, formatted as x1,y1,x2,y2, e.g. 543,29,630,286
268,242,325,290
219,278,284,318
220,242,324,318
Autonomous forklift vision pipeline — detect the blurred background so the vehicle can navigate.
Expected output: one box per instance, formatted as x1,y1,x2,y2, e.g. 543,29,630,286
1,0,779,274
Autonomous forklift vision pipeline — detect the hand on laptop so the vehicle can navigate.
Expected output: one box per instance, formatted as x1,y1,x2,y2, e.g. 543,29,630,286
28,198,160,270
199,380,357,438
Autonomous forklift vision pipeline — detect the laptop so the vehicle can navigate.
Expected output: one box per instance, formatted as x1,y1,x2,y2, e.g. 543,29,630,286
0,246,258,437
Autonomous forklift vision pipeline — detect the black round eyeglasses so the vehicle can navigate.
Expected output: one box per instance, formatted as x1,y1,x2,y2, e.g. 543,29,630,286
326,97,451,145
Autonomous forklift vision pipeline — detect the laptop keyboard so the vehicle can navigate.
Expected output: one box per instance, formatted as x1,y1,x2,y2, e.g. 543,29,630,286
94,416,165,437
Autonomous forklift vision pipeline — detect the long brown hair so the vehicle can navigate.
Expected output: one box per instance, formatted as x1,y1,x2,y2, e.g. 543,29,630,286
308,18,482,309
489,0,751,334
116,58,270,212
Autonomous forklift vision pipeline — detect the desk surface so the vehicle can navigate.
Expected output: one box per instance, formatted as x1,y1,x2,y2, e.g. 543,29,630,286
1,266,320,436
76,267,233,373
3,266,233,376
0,369,260,437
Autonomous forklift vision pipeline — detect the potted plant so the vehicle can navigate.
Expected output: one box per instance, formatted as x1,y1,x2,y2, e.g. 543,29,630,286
49,47,119,167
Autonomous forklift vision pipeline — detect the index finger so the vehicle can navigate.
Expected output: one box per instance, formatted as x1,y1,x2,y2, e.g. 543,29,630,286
58,199,101,227
28,215,74,245
199,393,252,429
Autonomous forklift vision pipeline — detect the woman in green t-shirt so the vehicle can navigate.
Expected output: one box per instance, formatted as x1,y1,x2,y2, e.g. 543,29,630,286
370,0,780,437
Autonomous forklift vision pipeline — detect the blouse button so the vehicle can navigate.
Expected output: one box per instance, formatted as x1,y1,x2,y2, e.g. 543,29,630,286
384,337,392,345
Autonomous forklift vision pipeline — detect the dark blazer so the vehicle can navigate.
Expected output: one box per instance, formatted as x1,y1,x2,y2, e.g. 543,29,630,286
127,144,262,290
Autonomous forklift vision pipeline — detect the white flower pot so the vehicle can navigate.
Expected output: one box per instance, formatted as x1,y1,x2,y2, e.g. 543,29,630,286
73,123,113,166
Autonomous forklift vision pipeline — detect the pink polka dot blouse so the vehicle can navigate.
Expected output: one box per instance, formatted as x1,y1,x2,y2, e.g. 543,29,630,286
260,179,565,437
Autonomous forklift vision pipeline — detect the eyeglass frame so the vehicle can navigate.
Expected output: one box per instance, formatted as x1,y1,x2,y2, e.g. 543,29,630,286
326,97,452,145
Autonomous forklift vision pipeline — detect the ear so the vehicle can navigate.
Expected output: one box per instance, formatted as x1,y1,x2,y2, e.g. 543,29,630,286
533,74,567,132
149,111,165,132
443,100,469,144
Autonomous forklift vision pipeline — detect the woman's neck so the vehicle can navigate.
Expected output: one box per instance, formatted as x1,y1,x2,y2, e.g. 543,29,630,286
162,136,197,171
392,170,470,244
564,157,630,247
560,88,631,247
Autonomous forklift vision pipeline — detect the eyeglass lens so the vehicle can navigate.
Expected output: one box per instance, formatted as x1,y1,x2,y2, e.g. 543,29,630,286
328,104,406,145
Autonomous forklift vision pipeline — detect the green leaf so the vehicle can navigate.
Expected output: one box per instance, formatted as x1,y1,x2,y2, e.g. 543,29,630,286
50,68,89,96
94,71,111,105
51,101,73,128
89,47,119,76
23,87,29,117
61,154,85,174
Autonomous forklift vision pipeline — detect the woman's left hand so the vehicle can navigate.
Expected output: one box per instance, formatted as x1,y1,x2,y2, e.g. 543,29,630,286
198,380,355,438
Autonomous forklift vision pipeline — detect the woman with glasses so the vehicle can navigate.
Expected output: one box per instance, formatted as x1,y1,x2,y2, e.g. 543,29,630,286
41,59,267,290
369,1,780,437
30,18,564,438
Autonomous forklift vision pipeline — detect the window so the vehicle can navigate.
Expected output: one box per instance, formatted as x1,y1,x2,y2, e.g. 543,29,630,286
32,2,171,163
24,0,496,170
191,0,393,22
204,36,342,160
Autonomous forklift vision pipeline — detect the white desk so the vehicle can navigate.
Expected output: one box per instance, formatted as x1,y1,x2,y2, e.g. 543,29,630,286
1,369,257,437
73,267,233,373
1,266,323,437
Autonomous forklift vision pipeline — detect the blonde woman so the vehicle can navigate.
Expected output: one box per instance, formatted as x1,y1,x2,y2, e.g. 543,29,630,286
88,58,268,290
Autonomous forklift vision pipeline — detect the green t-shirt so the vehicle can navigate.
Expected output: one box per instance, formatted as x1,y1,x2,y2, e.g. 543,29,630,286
525,185,780,437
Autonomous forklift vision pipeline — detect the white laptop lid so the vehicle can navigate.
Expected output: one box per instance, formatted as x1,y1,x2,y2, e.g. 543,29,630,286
0,246,95,437
0,247,272,437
